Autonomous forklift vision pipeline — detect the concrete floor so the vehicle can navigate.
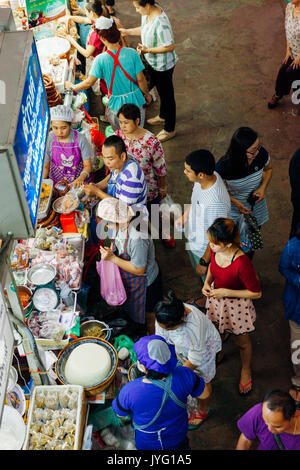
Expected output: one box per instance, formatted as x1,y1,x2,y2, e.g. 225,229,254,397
91,0,300,450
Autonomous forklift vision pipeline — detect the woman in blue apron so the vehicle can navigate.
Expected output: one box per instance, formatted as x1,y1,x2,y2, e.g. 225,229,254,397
112,335,209,450
97,198,162,333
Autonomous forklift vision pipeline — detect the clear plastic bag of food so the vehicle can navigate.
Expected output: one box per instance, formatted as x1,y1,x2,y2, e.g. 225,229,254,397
45,439,64,450
63,419,76,435
63,433,75,449
58,388,73,409
34,389,46,408
30,420,43,433
54,427,66,440
41,422,54,437
68,391,78,410
30,432,50,447
44,391,59,410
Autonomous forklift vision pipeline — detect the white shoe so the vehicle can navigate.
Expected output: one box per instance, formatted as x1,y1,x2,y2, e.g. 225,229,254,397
156,129,176,142
147,115,165,125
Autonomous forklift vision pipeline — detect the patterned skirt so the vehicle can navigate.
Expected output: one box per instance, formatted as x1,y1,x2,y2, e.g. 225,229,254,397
205,296,256,336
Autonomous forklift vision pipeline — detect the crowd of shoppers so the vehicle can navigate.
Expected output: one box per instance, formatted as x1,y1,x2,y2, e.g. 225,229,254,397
44,0,300,451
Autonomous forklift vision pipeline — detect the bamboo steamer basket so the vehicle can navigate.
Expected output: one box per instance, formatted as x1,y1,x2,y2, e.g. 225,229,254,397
55,337,118,396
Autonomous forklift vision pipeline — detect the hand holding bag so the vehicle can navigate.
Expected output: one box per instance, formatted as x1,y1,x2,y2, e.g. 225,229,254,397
96,260,127,306
243,213,264,251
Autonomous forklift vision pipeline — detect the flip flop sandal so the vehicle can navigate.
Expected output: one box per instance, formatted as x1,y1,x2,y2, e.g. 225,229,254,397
239,379,253,396
188,408,213,430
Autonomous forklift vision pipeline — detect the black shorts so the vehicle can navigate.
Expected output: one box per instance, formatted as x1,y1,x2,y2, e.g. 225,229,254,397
145,270,163,312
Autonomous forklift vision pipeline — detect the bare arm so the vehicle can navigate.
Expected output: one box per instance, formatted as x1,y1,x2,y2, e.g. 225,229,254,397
43,162,50,179
71,159,93,188
99,246,146,276
67,35,96,58
136,70,150,97
66,75,97,92
210,288,262,300
140,44,175,54
236,433,253,450
120,26,141,36
112,255,146,276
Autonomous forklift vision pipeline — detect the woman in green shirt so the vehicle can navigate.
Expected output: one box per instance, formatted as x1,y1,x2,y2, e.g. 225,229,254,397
120,0,178,142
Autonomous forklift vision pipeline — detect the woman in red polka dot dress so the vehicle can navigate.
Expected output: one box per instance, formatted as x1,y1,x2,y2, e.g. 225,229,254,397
202,218,262,396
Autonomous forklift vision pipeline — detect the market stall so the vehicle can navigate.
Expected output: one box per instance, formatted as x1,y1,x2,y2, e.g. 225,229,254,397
0,19,141,451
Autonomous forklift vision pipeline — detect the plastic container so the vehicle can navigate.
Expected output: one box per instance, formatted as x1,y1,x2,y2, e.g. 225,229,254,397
0,405,26,450
23,385,87,450
6,384,27,416
36,37,70,60
37,179,53,220
80,320,111,342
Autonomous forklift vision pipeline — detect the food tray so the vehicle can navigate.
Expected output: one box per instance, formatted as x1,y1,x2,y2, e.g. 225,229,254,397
51,59,68,94
37,179,54,220
23,385,87,450
34,337,70,351
53,194,79,214
27,263,56,286
60,234,85,263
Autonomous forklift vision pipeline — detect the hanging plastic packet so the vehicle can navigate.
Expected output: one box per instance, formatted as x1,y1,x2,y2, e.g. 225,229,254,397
65,316,81,341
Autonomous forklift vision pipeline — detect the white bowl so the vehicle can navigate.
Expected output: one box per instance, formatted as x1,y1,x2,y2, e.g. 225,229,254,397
36,37,70,60
0,405,26,450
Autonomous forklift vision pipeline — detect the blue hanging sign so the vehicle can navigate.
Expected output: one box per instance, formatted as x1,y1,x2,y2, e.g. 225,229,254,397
13,38,49,228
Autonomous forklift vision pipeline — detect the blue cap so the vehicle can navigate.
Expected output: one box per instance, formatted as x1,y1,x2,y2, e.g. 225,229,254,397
133,335,177,375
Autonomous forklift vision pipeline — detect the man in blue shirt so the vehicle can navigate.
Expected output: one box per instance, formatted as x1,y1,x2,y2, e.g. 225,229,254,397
279,222,300,405
112,335,210,450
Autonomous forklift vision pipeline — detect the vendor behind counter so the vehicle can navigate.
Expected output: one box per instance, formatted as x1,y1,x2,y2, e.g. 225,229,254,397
43,105,93,187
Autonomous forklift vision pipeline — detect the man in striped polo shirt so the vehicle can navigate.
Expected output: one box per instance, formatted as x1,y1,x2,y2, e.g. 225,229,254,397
83,135,147,207
176,150,231,281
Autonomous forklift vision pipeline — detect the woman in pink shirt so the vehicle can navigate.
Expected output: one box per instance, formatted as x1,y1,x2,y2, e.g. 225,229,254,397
202,218,262,396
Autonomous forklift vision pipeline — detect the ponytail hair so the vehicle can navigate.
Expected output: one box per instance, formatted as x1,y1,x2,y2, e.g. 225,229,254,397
207,218,240,246
154,290,185,328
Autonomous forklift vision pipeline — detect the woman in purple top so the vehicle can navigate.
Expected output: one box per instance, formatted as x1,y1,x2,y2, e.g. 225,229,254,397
236,389,300,450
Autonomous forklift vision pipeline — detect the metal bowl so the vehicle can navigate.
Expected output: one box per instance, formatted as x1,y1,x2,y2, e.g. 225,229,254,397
128,362,146,382
27,263,56,286
80,320,111,341
53,195,79,214
55,337,118,396
32,286,59,312
17,285,33,314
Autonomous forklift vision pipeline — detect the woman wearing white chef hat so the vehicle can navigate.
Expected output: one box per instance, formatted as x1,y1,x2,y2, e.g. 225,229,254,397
43,105,93,188
65,16,151,131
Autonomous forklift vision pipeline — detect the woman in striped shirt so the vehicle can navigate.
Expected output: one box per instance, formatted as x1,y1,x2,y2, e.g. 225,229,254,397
120,0,178,142
215,127,272,257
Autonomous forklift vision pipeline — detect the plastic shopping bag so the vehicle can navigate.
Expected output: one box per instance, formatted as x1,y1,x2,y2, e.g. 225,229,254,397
96,260,127,306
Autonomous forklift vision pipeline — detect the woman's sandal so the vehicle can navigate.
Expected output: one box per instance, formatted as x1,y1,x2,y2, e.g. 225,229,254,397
188,408,213,430
267,94,283,109
239,379,253,396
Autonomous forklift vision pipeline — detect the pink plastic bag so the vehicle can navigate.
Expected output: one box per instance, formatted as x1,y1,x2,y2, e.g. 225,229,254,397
96,260,127,306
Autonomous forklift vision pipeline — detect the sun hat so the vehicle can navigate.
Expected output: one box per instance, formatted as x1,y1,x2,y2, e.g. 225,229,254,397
96,198,135,224
133,335,177,375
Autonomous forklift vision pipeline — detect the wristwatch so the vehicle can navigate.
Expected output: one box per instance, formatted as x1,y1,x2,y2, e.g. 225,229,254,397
199,258,209,267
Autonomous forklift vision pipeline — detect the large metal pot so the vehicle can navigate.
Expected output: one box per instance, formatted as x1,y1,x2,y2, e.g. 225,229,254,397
55,337,118,397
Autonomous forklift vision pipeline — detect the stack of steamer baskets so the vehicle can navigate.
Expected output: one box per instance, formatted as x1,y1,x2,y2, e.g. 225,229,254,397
55,337,118,396
43,74,63,108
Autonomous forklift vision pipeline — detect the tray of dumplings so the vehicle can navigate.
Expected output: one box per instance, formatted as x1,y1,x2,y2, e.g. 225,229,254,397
23,385,87,450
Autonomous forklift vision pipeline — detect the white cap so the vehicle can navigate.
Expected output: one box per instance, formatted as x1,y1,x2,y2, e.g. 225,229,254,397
50,105,74,123
94,16,114,30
